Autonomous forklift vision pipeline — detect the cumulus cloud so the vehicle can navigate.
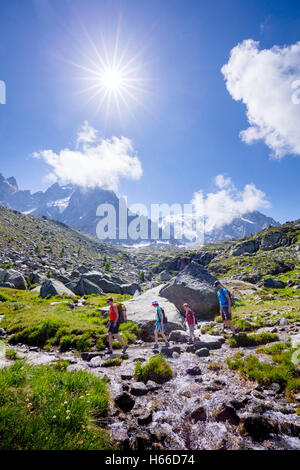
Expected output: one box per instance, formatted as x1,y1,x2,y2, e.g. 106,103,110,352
222,39,300,158
215,174,232,189
159,174,271,241
76,121,98,147
191,174,271,233
33,122,143,190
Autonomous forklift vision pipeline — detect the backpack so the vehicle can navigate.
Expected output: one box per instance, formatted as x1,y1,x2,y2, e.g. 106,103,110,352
187,309,197,325
222,288,234,306
158,306,168,324
114,304,127,324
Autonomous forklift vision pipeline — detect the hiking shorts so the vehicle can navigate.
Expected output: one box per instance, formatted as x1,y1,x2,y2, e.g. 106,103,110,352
156,322,164,330
221,307,232,321
188,324,195,333
109,322,120,334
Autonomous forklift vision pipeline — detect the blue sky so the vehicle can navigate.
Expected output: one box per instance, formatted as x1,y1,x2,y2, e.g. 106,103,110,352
0,0,300,224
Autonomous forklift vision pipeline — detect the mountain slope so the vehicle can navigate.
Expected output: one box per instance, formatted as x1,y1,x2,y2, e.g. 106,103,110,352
0,205,138,283
0,173,280,245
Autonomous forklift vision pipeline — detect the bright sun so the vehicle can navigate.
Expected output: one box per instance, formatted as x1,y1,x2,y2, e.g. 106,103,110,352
71,31,147,116
100,67,124,91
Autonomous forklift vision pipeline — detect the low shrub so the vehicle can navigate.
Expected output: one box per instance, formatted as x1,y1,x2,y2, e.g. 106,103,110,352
229,332,279,348
102,358,122,367
135,354,173,384
5,349,17,360
256,342,290,355
119,321,141,336
10,320,63,347
0,293,11,302
52,360,69,371
59,336,73,352
226,348,300,400
72,333,92,352
286,378,300,399
96,337,105,350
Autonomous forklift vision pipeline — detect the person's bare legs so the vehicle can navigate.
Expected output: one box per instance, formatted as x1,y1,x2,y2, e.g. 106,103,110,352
160,329,168,342
108,332,113,351
154,328,159,344
113,333,126,347
154,328,168,346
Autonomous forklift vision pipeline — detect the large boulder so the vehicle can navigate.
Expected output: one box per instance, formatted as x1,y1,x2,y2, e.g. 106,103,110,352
121,283,141,295
71,278,103,296
29,271,47,285
130,382,148,396
194,334,225,350
263,278,285,289
137,320,183,342
159,261,218,319
40,279,76,299
196,348,210,357
82,272,122,294
169,330,189,343
239,415,276,442
267,260,295,275
0,269,27,290
231,240,260,256
189,405,207,422
158,271,172,282
214,404,240,425
0,269,7,283
114,392,135,413
65,280,79,292
107,285,183,324
261,232,291,251
0,282,14,288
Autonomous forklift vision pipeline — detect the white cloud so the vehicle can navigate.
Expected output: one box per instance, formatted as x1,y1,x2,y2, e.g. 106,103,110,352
222,39,300,158
191,174,271,233
215,174,232,189
76,121,98,146
158,174,271,241
33,123,143,191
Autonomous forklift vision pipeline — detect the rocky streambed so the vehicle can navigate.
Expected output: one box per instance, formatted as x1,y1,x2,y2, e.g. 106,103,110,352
1,321,299,451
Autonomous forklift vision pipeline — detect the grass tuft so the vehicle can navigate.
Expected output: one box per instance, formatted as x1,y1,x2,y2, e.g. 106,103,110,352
135,354,173,384
0,360,113,450
229,332,279,348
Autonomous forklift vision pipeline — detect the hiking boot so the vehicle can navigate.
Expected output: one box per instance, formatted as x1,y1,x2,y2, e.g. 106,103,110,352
106,349,113,355
165,341,170,348
122,345,128,354
153,343,159,350
188,338,193,345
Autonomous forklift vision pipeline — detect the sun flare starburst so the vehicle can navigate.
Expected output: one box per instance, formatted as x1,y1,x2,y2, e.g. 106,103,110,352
69,28,149,118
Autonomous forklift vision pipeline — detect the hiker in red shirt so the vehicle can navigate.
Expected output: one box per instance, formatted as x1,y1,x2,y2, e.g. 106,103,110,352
183,303,196,344
106,297,128,355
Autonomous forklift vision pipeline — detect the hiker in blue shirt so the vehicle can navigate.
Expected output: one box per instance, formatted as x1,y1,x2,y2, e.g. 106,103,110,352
214,281,237,335
152,300,169,350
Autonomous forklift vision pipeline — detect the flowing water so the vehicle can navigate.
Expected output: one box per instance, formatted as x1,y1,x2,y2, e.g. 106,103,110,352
1,315,299,450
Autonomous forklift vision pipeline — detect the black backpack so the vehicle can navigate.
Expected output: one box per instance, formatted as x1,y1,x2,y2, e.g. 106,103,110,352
223,288,234,305
158,307,168,324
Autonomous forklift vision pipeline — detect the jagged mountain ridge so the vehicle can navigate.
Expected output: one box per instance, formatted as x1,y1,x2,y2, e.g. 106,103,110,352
0,173,280,245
